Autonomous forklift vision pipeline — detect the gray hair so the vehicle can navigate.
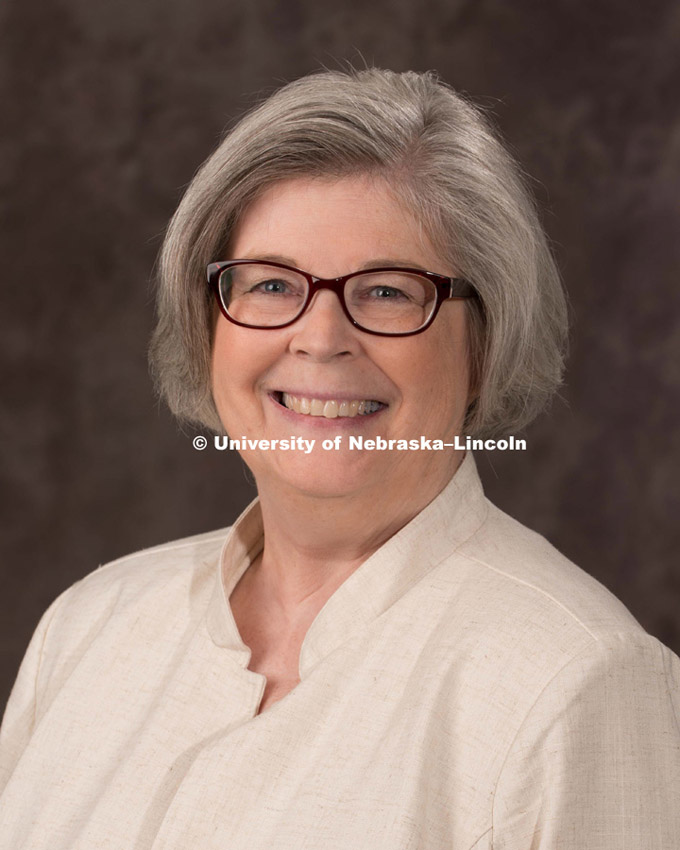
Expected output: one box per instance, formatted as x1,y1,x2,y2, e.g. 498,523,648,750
150,68,567,437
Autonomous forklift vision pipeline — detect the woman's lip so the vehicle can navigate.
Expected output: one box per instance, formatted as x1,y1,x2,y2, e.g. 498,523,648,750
269,390,387,403
267,393,387,425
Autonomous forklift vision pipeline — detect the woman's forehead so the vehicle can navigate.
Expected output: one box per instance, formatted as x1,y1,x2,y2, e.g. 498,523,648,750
228,175,448,275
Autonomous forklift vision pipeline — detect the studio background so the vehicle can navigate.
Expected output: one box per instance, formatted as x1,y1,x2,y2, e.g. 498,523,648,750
2,0,679,712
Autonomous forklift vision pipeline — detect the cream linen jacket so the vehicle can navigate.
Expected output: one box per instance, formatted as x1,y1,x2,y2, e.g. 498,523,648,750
1,453,679,849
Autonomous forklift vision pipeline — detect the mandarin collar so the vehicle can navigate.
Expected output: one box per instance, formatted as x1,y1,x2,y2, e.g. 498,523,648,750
205,452,488,678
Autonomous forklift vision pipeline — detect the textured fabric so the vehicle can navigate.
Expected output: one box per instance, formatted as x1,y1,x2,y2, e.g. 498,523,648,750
1,453,678,848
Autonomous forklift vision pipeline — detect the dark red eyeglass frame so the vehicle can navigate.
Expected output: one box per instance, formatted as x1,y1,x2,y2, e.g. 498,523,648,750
206,259,477,337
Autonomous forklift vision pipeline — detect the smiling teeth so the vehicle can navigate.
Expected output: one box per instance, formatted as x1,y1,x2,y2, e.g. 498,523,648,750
281,394,382,418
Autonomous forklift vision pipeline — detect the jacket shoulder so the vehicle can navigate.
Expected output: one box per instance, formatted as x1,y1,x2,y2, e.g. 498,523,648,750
455,500,645,642
36,527,231,666
65,526,230,605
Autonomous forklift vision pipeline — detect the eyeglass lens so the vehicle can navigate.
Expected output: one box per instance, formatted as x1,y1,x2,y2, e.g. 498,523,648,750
218,263,438,333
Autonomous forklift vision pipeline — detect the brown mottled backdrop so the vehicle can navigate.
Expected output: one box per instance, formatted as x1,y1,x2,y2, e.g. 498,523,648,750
1,0,679,712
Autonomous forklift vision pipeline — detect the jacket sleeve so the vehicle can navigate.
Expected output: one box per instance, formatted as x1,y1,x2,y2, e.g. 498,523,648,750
0,592,68,796
491,632,680,849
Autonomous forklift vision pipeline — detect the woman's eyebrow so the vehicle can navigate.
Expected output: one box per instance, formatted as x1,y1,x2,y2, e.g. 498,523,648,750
360,258,427,270
242,252,299,266
237,252,427,271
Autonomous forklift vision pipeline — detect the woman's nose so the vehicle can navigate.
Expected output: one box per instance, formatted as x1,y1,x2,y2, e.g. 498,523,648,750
288,290,361,360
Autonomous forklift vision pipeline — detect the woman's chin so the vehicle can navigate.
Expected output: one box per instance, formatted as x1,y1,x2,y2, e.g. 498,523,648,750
245,450,387,501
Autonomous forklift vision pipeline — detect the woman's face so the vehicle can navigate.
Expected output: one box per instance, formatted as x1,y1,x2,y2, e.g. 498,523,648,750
211,175,470,501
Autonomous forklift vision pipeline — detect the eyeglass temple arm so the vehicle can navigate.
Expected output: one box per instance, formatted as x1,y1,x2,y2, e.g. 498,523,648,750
447,278,477,299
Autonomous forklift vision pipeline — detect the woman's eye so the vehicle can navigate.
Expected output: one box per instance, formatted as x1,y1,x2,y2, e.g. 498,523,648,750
252,279,290,294
368,285,408,300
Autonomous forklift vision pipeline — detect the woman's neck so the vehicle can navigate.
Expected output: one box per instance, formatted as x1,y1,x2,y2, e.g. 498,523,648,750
248,453,464,625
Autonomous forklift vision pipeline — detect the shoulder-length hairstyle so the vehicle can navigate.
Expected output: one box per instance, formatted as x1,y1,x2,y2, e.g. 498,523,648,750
150,68,567,438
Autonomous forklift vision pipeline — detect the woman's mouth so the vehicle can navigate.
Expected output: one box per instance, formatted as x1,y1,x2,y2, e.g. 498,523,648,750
273,392,386,419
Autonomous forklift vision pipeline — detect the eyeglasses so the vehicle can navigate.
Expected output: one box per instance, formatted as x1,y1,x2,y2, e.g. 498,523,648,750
207,260,476,337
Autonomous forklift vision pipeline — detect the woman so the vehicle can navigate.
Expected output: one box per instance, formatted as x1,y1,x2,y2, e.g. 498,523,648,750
1,68,678,848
